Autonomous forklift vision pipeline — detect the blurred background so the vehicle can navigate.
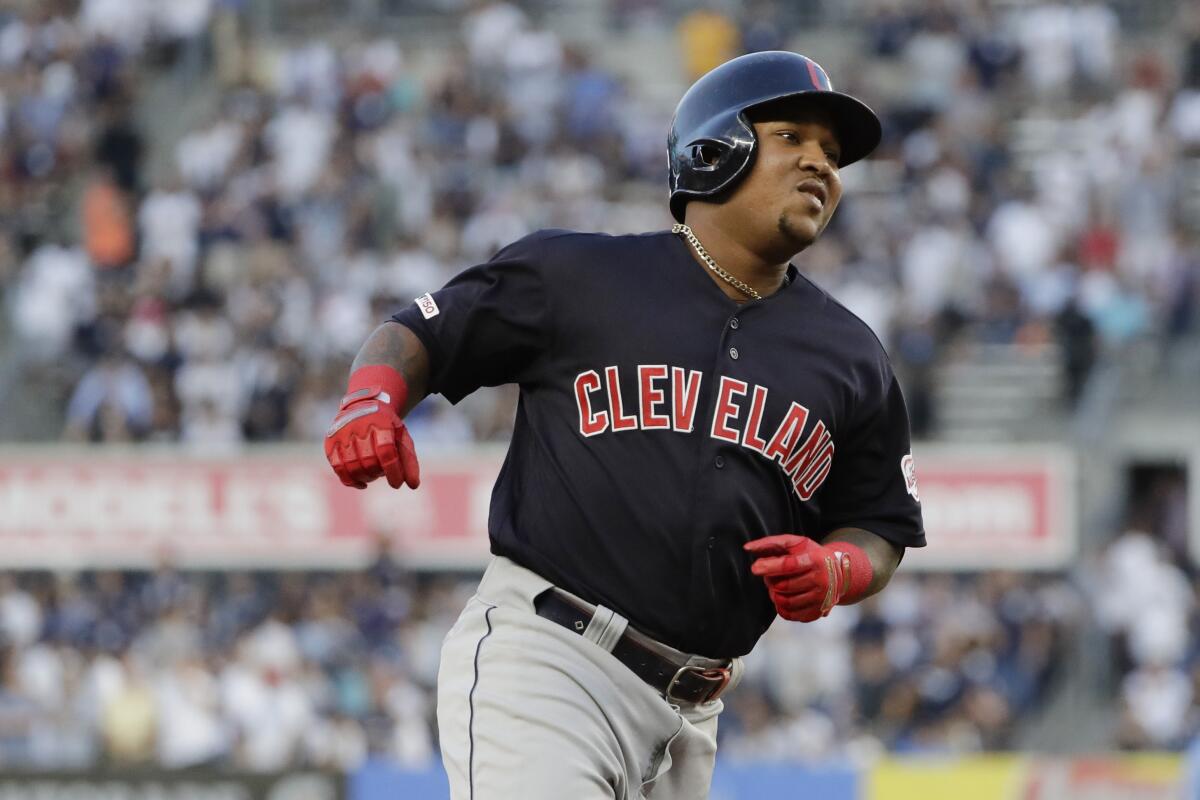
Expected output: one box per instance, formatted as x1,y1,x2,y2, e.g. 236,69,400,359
0,0,1198,797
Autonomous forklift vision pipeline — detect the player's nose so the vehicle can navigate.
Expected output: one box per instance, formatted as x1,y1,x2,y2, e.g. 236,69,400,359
794,144,834,177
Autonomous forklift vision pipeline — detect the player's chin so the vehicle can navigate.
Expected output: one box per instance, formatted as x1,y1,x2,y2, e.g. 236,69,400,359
776,211,822,250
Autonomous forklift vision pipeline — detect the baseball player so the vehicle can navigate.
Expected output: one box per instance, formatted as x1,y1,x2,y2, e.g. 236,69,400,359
325,51,925,799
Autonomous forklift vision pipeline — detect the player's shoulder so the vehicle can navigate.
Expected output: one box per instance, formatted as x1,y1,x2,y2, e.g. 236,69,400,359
495,228,671,262
794,273,894,368
497,228,586,252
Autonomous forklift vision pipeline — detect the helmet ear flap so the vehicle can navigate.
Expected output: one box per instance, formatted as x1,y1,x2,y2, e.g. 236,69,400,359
689,141,726,171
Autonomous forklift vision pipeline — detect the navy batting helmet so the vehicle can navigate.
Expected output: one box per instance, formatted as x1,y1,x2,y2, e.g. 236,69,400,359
668,51,882,223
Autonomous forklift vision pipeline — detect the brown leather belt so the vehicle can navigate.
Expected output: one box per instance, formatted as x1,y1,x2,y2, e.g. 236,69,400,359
533,589,732,705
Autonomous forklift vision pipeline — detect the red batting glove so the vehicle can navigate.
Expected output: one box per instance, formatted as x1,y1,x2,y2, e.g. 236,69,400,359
744,534,873,622
325,365,420,490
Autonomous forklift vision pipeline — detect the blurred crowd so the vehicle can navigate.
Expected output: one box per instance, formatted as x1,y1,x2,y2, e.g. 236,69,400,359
0,558,1079,770
725,571,1080,758
1093,466,1199,751
2,0,1199,444
0,555,456,770
1,0,1198,769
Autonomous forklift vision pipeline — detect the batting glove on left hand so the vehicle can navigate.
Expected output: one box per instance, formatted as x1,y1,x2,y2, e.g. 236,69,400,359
744,534,871,623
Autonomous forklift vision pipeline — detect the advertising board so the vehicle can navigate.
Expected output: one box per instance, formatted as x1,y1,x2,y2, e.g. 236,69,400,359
0,771,343,800
909,445,1077,570
0,445,1076,570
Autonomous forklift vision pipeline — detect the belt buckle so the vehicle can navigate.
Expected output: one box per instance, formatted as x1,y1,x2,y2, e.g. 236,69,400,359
665,664,732,705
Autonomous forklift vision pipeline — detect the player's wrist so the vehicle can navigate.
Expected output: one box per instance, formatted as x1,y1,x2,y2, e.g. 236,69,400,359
822,541,873,605
344,364,409,414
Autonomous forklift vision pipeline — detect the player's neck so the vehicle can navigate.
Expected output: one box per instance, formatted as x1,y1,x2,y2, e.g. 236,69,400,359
680,216,792,301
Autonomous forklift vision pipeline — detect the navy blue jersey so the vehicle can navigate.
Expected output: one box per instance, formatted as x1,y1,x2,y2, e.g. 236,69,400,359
393,229,925,657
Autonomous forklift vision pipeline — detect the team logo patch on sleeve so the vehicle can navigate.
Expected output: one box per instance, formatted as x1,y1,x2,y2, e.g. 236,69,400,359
415,293,440,319
901,454,920,502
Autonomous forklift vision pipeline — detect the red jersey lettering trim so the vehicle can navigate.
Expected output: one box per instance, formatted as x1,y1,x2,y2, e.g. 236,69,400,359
741,385,770,454
783,420,832,477
709,376,748,443
574,370,608,437
574,365,837,502
764,402,811,463
671,368,703,433
605,366,639,431
793,444,835,501
638,365,670,430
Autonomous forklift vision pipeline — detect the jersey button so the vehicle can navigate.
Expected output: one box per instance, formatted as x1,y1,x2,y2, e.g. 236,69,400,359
715,455,725,469
730,317,740,330
707,537,716,550
729,347,739,360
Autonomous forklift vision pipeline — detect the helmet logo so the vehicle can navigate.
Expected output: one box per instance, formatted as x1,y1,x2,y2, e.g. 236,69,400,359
805,58,832,90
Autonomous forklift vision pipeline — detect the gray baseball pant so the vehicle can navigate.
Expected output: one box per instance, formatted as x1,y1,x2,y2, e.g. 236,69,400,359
436,556,733,799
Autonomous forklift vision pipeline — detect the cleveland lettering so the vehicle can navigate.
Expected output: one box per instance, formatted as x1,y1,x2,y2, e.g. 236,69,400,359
573,366,835,501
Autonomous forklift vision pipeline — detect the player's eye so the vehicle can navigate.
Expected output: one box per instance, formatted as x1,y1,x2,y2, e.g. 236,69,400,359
777,131,798,142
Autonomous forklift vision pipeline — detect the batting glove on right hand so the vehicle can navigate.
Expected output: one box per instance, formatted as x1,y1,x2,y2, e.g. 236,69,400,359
744,534,871,622
325,365,420,490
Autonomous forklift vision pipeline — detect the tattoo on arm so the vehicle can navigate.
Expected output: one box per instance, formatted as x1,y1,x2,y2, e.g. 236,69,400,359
351,322,431,415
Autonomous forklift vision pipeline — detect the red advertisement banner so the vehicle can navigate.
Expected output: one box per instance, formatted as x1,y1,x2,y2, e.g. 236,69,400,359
910,446,1077,570
0,448,501,569
0,445,1074,570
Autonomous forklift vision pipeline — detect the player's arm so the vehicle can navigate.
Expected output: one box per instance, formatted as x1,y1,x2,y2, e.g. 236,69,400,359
743,527,903,623
746,354,924,622
325,321,429,491
327,232,555,490
821,526,902,600
351,321,430,414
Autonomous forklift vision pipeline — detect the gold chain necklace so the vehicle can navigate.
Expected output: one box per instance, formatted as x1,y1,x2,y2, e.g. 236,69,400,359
671,223,762,301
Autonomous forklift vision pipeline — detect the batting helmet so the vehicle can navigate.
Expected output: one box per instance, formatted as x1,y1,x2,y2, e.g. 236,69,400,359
668,51,882,223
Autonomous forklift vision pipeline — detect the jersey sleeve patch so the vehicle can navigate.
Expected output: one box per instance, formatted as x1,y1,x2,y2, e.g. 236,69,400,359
415,292,440,319
901,453,920,502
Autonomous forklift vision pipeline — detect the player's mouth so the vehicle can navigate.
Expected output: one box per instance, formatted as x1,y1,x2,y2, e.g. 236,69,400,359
795,179,827,210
